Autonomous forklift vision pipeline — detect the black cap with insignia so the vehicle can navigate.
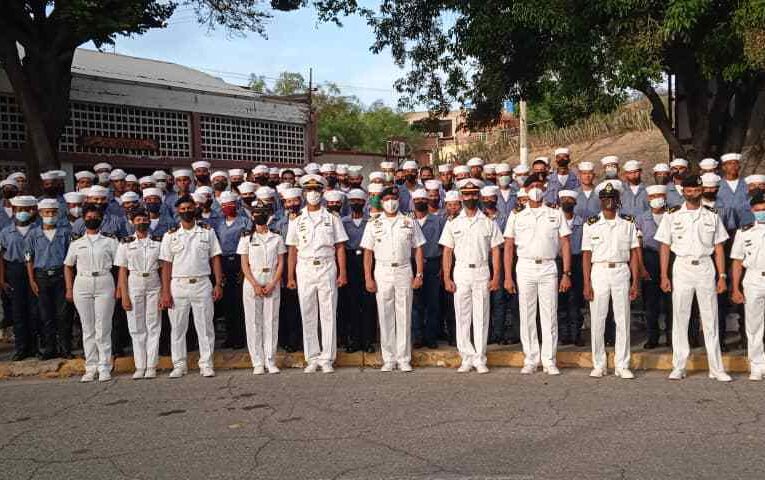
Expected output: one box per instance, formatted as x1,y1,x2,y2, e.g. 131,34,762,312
681,174,703,188
523,172,546,188
598,181,619,199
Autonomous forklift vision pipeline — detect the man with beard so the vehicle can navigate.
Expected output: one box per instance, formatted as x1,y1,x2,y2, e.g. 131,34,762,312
438,163,455,192
620,160,650,217
545,148,579,203
192,161,212,189
666,158,689,208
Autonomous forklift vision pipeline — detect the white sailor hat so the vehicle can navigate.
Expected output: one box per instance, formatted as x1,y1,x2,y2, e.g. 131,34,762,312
532,156,550,165
369,171,385,182
86,185,109,198
652,163,670,173
467,157,484,167
745,174,765,185
319,163,336,173
50,170,67,179
40,171,58,181
142,188,163,199
480,185,499,197
513,164,530,175
336,164,349,175
172,169,192,178
323,190,344,202
554,147,571,156
701,173,721,187
517,190,528,199
558,189,577,200
211,171,228,180
276,183,292,195
74,171,96,181
37,198,59,210
721,153,742,163
368,183,384,195
424,179,442,191
125,174,138,183
292,167,305,176
646,185,667,196
11,195,38,207
623,160,642,172
402,160,418,170
252,165,269,175
699,158,718,170
269,167,280,176
444,190,461,202
108,169,126,181
228,169,245,177
453,165,470,175
283,187,303,200
194,187,212,198
347,189,367,201
577,161,594,172
93,162,112,172
380,161,396,170
256,186,275,199
0,179,17,189
600,155,619,166
120,191,140,203
192,192,208,203
437,163,453,173
304,163,320,174
483,163,496,174
299,174,328,188
152,170,168,180
191,161,211,170
64,192,85,204
669,158,689,168
412,189,428,200
348,165,363,177
139,176,156,185
495,163,511,174
219,191,239,204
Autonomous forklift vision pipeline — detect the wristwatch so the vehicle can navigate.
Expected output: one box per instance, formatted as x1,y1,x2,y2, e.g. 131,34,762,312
563,271,572,277
719,273,727,279
415,272,424,279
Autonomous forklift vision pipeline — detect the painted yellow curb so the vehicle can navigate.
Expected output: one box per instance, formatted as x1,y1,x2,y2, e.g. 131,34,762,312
0,347,752,379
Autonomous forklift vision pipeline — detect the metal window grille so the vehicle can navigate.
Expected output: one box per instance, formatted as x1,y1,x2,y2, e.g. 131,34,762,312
200,114,305,165
0,95,26,151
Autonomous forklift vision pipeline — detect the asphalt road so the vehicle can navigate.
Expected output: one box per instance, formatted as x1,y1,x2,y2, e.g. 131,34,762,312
1,368,764,480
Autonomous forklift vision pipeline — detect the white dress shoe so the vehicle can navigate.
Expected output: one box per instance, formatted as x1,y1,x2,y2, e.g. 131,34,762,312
380,363,394,372
253,365,266,375
615,368,635,379
589,368,605,378
144,368,157,379
457,363,472,373
399,363,413,372
98,371,112,382
132,369,145,380
321,363,334,374
749,370,763,381
544,365,561,376
169,367,187,379
80,372,96,383
520,365,537,375
303,362,319,373
475,364,490,374
200,367,216,377
709,372,732,382
668,369,686,380
266,364,280,374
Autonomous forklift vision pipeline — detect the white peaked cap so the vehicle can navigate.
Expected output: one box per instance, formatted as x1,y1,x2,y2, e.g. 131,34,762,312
558,190,577,200
412,189,428,200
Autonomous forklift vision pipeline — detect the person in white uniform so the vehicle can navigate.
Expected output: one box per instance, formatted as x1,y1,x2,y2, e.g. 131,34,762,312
159,195,224,379
654,174,732,382
504,173,572,376
238,199,287,375
581,181,640,379
360,186,425,372
730,192,765,381
114,207,162,380
64,205,119,383
439,179,503,373
286,174,349,373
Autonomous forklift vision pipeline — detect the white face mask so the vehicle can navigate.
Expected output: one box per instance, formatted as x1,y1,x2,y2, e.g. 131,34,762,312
649,198,666,209
305,191,322,206
527,187,544,202
516,175,528,186
97,172,110,184
498,176,511,188
604,166,618,179
42,216,57,226
156,181,166,191
68,206,82,218
382,199,399,214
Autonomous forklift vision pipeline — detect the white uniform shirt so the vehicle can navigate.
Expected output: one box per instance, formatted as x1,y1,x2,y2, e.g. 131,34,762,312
654,204,729,258
285,207,348,259
159,223,222,277
114,236,162,273
438,210,503,264
359,212,426,263
503,204,571,260
64,234,119,274
730,223,765,270
236,230,286,284
581,214,639,263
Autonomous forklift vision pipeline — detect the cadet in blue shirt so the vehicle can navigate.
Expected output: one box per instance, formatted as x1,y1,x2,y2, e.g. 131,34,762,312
495,164,517,217
137,188,175,237
0,195,40,360
620,161,650,217
558,190,586,346
411,188,446,349
26,199,72,359
339,189,377,353
71,186,128,239
717,153,750,226
545,148,580,204
666,158,689,208
573,162,601,219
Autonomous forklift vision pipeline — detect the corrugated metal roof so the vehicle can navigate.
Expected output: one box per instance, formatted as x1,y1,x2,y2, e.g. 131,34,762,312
72,48,254,98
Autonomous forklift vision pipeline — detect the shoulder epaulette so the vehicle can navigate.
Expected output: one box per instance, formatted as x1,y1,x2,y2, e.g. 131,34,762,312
167,226,179,234
102,233,116,239
270,228,279,234
151,235,163,242
620,214,635,223
741,223,755,232
513,204,525,213
587,215,599,225
71,233,82,241
241,229,252,237
703,205,718,213
121,236,136,244
196,221,210,229
546,202,559,209
668,206,681,214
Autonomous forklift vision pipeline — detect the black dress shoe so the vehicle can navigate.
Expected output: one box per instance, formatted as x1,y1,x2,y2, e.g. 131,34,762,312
720,343,729,353
345,345,357,354
59,351,74,360
11,352,29,361
412,341,423,349
40,351,57,360
574,337,586,347
365,345,375,354
559,337,573,346
500,339,510,345
448,340,457,347
643,340,659,350
426,341,438,349
283,345,295,353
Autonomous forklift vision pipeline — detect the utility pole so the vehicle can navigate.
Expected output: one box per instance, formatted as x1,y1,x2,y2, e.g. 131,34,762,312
519,99,528,165
307,67,315,162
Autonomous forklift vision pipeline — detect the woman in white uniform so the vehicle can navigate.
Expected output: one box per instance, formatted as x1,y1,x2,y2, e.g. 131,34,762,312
237,200,286,374
114,207,163,380
64,205,119,383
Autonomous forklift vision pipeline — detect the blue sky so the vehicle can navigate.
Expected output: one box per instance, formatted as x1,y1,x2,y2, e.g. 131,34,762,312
82,5,402,108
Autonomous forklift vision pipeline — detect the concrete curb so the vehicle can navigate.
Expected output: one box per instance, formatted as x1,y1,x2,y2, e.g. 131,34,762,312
0,348,751,379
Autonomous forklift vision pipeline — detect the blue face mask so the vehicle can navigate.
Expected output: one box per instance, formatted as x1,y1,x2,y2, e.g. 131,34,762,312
754,211,765,223
15,211,31,223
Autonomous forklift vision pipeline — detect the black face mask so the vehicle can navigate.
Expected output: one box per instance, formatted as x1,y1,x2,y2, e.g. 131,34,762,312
179,211,196,223
84,218,102,230
43,186,58,197
561,203,575,213
327,204,342,213
414,202,428,212
255,176,267,185
289,204,302,214
213,182,227,192
196,175,210,184
463,198,479,210
558,159,570,167
395,179,405,186
327,176,338,188
350,203,364,213
702,191,717,201
2,189,16,200
483,200,497,210
405,174,417,183
146,203,161,214
253,214,268,225
85,202,105,214
231,181,243,190
135,222,150,232
349,181,363,189
673,171,687,181
268,180,279,188
428,199,440,208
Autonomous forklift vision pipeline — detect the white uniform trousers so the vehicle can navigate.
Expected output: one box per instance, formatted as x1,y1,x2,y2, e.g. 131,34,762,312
126,272,162,371
169,277,215,369
243,281,281,368
374,264,413,365
671,257,726,375
516,258,559,368
296,258,338,364
743,270,765,373
589,263,631,370
453,264,490,367
73,274,116,375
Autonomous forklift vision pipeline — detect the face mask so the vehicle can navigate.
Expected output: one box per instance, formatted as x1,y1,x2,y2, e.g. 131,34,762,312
754,211,765,223
673,171,687,181
85,202,105,214
384,172,395,183
213,182,227,192
527,188,544,202
516,176,528,186
649,198,666,209
135,222,150,232
558,159,570,167
97,172,110,184
231,181,242,190
145,203,161,214
253,214,268,225
156,181,167,191
14,211,32,223
195,175,210,184
349,181,362,189
42,216,57,226
414,202,428,212
255,176,267,186
463,198,479,210
561,203,575,213
289,204,302,214
498,176,511,188
405,174,417,183
327,177,338,188
428,198,440,208
604,167,618,179
179,211,196,223
382,199,399,214
655,175,669,185
702,191,717,201
68,206,82,218
350,203,364,213
327,204,342,213
84,218,102,230
395,179,405,186
305,191,322,206
222,205,238,217
43,187,58,197
483,200,497,210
